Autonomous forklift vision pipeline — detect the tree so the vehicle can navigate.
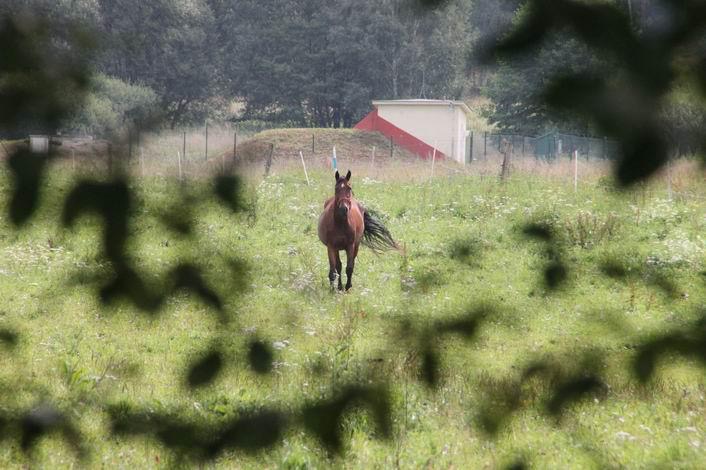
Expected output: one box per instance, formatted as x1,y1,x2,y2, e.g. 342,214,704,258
63,73,158,136
96,0,219,128
484,31,605,135
216,0,473,127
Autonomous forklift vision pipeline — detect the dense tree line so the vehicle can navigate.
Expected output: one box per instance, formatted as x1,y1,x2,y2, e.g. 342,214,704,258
2,0,486,133
3,0,701,140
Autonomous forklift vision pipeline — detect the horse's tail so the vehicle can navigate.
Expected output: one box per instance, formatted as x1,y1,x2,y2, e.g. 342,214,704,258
363,209,399,253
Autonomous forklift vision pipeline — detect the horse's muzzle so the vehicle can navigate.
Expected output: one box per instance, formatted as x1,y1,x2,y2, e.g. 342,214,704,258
336,205,349,218
336,200,350,219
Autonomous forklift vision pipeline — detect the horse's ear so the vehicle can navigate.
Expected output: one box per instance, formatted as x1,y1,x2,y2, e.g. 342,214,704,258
335,170,340,181
345,170,351,181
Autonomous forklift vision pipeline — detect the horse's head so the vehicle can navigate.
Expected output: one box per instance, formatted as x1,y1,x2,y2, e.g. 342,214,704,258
334,170,352,218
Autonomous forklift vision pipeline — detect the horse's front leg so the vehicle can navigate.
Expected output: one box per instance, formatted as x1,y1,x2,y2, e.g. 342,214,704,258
345,243,359,291
327,246,338,290
335,251,344,291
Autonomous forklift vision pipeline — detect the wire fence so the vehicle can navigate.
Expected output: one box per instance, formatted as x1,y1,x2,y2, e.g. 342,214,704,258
468,131,621,163
31,123,631,184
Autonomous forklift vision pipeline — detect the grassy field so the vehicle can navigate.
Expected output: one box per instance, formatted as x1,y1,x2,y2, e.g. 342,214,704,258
0,153,705,468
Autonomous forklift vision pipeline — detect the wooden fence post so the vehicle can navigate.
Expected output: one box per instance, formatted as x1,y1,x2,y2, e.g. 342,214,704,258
177,150,183,181
264,143,274,177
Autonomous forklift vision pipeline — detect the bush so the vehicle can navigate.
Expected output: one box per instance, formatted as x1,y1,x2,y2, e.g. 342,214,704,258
63,74,158,136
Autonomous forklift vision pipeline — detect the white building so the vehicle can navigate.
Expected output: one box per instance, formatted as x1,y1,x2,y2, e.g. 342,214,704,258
356,99,472,164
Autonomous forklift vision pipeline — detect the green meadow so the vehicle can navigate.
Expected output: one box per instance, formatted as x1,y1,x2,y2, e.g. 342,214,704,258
1,158,705,468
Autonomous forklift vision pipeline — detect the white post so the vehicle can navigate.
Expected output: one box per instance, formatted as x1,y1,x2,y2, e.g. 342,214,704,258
332,145,337,171
177,150,183,181
573,149,578,193
370,146,375,169
299,150,310,186
140,147,145,177
667,157,673,201
430,143,437,181
71,149,76,171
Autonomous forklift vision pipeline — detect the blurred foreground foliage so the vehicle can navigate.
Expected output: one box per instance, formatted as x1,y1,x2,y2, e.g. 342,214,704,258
1,1,705,466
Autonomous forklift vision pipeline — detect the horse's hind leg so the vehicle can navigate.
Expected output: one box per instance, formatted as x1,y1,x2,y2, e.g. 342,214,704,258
335,251,343,291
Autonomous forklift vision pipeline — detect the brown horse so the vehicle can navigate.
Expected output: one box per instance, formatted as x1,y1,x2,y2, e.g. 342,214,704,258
318,170,398,291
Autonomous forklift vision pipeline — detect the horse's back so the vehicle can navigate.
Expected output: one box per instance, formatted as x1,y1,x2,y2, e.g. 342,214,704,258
349,198,365,238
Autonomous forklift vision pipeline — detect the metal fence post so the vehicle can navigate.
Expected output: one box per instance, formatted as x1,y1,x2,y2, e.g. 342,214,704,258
469,131,474,163
205,121,209,161
233,131,237,162
183,131,186,164
484,132,487,159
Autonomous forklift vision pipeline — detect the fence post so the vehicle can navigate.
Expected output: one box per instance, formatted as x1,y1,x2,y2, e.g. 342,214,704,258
264,143,273,177
370,145,375,169
484,132,487,159
140,147,144,177
177,150,183,181
522,137,525,156
299,151,310,186
430,144,437,181
128,128,132,161
204,121,209,161
312,134,315,154
469,131,474,163
108,143,113,174
573,149,578,193
390,136,393,159
182,131,186,165
233,131,237,163
666,156,673,201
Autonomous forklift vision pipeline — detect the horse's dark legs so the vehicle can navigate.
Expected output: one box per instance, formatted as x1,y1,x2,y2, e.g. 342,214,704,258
335,252,343,291
327,246,338,290
345,244,358,291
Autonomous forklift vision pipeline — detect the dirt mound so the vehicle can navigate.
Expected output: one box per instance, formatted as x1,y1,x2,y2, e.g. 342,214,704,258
226,128,419,166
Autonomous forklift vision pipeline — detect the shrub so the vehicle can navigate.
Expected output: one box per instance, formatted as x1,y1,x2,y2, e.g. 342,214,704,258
63,73,158,136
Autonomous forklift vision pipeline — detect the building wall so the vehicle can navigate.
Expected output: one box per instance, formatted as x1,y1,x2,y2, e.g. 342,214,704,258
454,107,468,164
377,104,463,162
